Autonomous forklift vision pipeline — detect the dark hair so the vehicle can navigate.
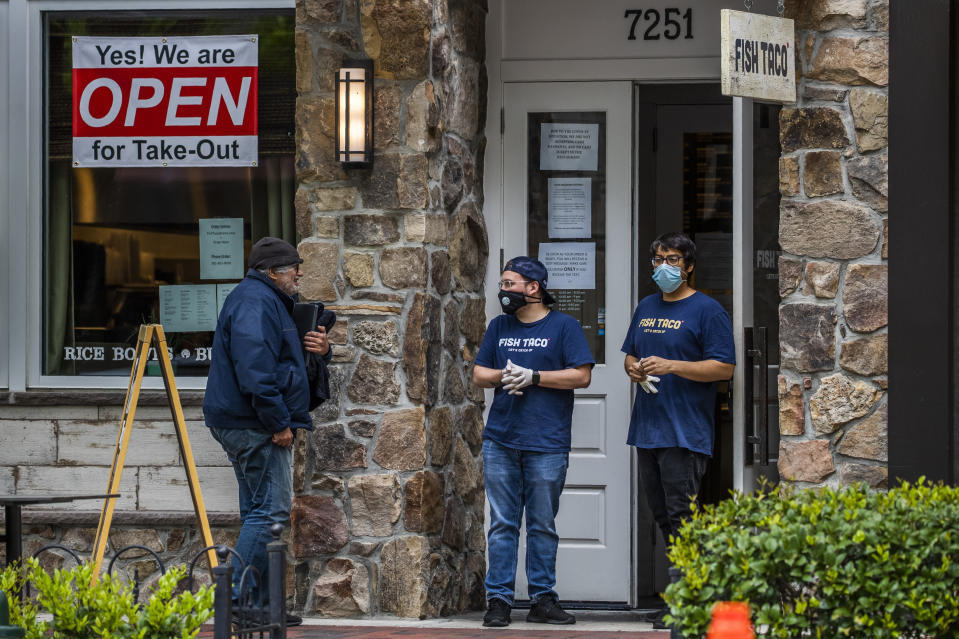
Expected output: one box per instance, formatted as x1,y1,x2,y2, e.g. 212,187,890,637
649,232,696,268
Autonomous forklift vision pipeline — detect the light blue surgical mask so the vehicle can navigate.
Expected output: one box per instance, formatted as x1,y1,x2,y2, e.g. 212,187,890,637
652,264,684,293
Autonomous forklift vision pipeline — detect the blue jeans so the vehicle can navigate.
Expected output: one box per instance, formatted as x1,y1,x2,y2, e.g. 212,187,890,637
209,426,293,605
636,447,708,544
483,439,569,605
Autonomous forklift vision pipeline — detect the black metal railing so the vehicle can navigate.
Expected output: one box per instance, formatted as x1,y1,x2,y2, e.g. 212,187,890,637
29,523,288,639
208,524,288,639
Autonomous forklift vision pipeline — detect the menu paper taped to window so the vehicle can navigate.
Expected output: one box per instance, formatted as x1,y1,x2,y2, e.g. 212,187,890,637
538,242,596,290
72,35,258,167
199,218,244,280
540,123,599,172
159,284,218,332
216,282,240,316
548,177,592,238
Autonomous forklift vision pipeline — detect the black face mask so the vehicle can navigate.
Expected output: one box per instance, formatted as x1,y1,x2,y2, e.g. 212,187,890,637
498,289,528,315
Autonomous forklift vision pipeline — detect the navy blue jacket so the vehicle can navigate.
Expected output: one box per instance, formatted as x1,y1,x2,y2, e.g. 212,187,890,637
203,269,314,433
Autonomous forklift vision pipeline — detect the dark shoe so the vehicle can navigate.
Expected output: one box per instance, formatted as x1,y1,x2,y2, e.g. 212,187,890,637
231,610,302,628
483,598,512,627
285,613,303,627
527,595,575,624
230,609,262,628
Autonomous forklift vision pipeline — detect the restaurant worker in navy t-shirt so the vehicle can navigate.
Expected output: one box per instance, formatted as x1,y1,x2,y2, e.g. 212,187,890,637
622,232,735,550
472,256,594,628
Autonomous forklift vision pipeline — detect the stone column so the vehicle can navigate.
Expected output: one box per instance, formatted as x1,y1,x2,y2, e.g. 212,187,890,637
292,0,488,617
778,0,888,489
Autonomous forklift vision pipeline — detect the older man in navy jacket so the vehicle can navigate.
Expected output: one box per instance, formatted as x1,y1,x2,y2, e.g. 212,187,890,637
204,237,330,619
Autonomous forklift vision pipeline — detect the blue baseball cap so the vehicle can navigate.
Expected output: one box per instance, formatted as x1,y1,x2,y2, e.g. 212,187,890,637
503,256,556,305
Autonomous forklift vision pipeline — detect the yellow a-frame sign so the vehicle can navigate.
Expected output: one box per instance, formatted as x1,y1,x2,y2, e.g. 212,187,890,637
90,324,218,582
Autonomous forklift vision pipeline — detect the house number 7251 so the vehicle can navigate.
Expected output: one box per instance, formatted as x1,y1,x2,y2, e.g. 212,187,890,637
624,8,693,40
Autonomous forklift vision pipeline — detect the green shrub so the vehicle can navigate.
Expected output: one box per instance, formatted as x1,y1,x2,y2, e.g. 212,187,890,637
0,559,214,639
664,480,959,639
0,563,44,639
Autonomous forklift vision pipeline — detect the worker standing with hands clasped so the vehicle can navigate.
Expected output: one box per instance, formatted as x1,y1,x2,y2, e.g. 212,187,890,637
472,256,594,628
623,232,735,553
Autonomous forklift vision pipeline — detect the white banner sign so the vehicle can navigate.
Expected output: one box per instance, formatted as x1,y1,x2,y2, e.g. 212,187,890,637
72,35,258,167
720,9,796,103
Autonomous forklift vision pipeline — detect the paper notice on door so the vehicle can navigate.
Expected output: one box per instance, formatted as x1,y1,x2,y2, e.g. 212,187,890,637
159,284,218,333
199,218,244,280
548,178,592,238
538,242,596,290
540,123,599,171
216,282,240,317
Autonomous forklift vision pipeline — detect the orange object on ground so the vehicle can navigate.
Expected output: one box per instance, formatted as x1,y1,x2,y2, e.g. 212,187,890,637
706,601,755,639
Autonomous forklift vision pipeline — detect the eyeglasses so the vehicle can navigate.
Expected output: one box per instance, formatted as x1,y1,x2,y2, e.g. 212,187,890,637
498,279,531,289
272,264,301,274
651,255,683,267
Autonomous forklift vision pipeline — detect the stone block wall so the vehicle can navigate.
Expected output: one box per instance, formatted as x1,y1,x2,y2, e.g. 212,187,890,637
0,398,241,583
292,0,488,618
777,0,888,488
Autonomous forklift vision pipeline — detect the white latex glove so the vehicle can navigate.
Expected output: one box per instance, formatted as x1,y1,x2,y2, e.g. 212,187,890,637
639,375,661,394
501,359,534,396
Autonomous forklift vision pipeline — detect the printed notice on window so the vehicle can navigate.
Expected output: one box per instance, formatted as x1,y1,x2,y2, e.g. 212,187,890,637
199,218,244,280
540,123,599,171
159,284,217,332
538,242,596,290
216,282,239,316
548,178,591,238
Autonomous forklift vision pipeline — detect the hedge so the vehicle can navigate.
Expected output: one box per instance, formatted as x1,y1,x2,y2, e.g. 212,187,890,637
664,480,959,638
0,559,213,639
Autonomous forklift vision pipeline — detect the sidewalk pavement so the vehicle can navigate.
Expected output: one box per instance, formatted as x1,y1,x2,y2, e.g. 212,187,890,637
197,610,671,638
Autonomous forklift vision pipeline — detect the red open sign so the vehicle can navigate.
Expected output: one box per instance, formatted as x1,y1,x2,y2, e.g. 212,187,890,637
73,67,257,137
72,35,259,167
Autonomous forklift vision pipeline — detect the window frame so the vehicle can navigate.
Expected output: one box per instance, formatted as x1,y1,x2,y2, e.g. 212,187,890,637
15,0,294,390
1,0,9,390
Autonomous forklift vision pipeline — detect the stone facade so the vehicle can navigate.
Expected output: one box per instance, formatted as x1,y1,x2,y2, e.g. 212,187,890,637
778,0,888,489
0,0,897,621
292,0,488,618
0,399,242,581
2,2,489,618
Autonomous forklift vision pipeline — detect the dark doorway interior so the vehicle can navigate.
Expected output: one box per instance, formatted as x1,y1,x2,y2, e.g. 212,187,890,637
633,83,782,600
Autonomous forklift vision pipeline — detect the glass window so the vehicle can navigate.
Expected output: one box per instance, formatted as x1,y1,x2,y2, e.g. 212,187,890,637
752,103,783,470
526,112,607,363
43,10,295,377
752,103,782,371
682,132,733,317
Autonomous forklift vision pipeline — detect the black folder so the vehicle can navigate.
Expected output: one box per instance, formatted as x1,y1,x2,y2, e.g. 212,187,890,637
293,302,324,342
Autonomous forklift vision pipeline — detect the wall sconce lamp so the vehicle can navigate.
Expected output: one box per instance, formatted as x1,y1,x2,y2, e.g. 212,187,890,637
335,59,374,169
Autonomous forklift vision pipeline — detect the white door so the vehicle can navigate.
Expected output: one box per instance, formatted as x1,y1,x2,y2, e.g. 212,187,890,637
502,82,632,602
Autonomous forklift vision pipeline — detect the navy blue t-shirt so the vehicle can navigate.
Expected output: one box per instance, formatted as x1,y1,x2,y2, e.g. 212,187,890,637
476,310,595,452
621,292,735,456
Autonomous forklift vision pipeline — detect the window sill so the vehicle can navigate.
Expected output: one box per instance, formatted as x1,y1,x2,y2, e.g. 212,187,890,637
5,389,206,406
10,510,240,527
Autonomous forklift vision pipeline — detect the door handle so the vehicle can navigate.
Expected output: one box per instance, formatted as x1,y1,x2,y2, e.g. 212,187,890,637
744,327,757,464
743,326,770,465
